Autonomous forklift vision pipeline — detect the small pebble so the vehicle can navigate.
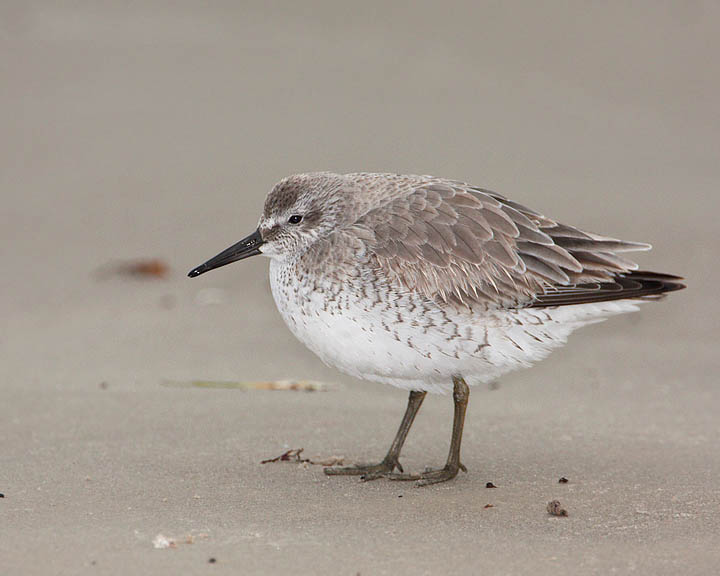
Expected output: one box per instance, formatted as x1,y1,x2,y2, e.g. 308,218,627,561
485,482,496,488
208,558,217,564
547,500,568,517
0,493,4,498
558,477,569,484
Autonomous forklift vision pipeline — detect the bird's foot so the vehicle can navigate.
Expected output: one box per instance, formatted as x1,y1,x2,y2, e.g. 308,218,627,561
324,458,402,481
387,462,467,486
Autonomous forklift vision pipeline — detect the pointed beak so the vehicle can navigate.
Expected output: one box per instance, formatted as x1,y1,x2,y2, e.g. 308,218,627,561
188,228,264,278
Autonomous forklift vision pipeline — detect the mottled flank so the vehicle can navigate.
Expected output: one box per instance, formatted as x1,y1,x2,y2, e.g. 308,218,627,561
189,171,686,483
247,172,684,393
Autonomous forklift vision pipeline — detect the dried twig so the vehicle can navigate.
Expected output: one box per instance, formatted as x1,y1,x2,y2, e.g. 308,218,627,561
163,380,333,392
261,448,310,464
261,448,344,466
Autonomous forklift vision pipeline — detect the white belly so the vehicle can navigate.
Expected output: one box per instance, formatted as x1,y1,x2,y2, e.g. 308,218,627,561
269,258,639,393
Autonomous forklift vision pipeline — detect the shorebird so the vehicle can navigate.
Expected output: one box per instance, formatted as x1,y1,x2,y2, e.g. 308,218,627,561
189,173,684,485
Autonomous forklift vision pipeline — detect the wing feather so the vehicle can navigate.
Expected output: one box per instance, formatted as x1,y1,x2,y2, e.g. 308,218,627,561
353,177,664,308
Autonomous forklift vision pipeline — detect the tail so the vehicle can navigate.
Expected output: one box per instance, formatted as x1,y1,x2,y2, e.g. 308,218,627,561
531,270,685,308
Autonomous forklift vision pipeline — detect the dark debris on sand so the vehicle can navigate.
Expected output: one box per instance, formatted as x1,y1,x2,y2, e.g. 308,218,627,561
94,258,170,280
261,448,344,467
547,500,568,516
261,448,310,464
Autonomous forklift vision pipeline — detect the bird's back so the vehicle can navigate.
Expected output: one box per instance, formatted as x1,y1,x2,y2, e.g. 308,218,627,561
267,172,684,392
332,173,684,309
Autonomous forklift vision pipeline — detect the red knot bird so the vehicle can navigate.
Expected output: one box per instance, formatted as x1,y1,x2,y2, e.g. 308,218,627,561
189,172,685,486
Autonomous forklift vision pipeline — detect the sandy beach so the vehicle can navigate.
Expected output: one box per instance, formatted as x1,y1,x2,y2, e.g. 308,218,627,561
2,2,719,574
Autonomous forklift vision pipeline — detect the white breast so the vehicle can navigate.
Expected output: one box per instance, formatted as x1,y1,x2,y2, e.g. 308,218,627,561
269,258,640,393
270,258,431,384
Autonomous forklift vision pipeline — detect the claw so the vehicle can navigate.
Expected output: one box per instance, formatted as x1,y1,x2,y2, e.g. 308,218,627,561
360,472,384,482
386,472,421,481
385,464,465,486
323,390,426,484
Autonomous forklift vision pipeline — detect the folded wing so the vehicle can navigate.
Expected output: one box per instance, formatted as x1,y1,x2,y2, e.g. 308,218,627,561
353,180,683,308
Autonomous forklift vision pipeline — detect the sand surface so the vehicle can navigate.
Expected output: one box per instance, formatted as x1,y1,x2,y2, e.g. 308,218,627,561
2,2,719,574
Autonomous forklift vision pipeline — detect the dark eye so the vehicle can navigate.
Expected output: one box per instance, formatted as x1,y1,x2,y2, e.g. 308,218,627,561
288,214,303,224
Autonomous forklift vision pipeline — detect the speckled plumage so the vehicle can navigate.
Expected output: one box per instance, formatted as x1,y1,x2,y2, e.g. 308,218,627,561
257,172,682,393
189,171,684,484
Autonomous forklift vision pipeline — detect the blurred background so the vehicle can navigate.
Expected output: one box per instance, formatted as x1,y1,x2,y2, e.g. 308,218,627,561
2,2,719,574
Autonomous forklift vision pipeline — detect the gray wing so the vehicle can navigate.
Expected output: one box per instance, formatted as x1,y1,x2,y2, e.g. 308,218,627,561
352,180,673,308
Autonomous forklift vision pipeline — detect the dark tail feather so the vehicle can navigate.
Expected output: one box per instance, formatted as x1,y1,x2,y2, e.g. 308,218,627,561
530,270,686,308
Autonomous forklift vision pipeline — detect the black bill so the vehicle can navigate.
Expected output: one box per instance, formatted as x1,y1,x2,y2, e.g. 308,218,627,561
188,228,264,277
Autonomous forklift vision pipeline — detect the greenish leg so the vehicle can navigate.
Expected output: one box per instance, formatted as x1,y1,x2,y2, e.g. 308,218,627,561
388,375,469,486
324,390,427,481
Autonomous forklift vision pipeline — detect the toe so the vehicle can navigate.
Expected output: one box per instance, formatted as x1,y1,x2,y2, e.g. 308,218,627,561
360,472,384,482
386,472,421,481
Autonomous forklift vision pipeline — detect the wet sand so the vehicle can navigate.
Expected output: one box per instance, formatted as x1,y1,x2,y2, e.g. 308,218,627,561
2,2,719,574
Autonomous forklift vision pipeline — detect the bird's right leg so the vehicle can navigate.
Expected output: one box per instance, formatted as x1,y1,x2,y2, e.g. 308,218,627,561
324,390,427,481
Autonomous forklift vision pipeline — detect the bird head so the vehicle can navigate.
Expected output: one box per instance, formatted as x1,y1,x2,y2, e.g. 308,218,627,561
188,173,352,277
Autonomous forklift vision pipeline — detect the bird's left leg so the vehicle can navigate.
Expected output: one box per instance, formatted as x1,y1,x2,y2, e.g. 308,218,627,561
388,375,469,486
324,390,426,480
